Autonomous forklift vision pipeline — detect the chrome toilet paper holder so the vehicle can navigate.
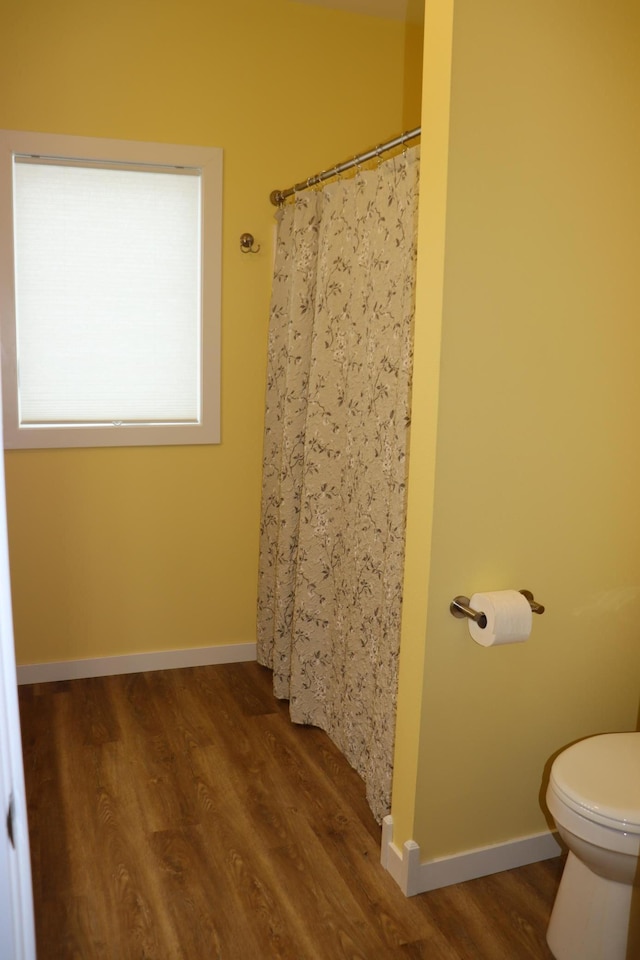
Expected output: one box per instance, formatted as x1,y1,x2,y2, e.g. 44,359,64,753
450,590,544,629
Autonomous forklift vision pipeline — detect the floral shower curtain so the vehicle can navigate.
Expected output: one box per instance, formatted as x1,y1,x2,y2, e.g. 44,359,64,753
256,145,420,822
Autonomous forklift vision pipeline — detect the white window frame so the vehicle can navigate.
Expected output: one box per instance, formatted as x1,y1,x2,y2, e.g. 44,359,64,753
0,130,222,449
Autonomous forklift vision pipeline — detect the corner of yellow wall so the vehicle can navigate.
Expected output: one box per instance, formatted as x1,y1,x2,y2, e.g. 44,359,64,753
390,0,454,849
402,14,424,130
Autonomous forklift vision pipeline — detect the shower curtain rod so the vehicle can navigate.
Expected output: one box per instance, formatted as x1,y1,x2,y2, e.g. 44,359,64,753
269,126,421,206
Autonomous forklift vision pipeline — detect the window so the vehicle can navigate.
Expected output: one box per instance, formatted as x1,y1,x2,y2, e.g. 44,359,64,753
0,131,222,449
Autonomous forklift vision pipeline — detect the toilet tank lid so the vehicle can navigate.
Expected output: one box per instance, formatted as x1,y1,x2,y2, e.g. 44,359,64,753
549,732,640,833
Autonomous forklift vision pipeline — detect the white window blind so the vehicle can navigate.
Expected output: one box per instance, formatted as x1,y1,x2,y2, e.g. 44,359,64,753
13,159,202,426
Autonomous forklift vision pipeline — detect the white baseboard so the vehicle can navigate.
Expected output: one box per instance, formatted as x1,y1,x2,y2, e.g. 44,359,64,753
381,815,563,896
16,642,257,685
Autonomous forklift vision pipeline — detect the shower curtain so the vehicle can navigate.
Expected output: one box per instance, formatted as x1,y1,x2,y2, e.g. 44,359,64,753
256,145,420,822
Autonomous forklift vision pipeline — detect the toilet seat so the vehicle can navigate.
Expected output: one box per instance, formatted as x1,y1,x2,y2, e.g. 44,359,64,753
549,732,640,834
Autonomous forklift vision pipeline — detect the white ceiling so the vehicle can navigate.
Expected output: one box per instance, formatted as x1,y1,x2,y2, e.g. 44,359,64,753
290,0,423,23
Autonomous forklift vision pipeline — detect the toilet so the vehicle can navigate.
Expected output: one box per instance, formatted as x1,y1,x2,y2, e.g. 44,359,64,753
545,732,640,960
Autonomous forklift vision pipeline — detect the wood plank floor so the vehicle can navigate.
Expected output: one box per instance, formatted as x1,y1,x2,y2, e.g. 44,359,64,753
18,662,563,959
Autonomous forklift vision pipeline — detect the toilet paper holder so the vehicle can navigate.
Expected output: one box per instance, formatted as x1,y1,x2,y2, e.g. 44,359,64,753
450,590,544,629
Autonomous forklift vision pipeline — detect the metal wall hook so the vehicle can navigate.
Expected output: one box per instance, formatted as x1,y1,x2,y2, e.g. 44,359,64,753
240,232,260,254
450,589,545,629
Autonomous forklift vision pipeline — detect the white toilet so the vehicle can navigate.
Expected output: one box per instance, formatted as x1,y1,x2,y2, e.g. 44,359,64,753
545,732,640,960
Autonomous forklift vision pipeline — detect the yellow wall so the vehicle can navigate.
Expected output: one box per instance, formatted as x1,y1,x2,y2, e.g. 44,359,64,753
391,0,452,850
0,0,408,665
402,9,425,130
393,0,640,859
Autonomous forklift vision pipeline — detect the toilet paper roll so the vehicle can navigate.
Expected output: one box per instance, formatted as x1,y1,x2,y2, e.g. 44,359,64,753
468,590,533,647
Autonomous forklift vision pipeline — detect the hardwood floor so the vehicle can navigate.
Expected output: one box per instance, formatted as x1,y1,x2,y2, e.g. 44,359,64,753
18,662,562,959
